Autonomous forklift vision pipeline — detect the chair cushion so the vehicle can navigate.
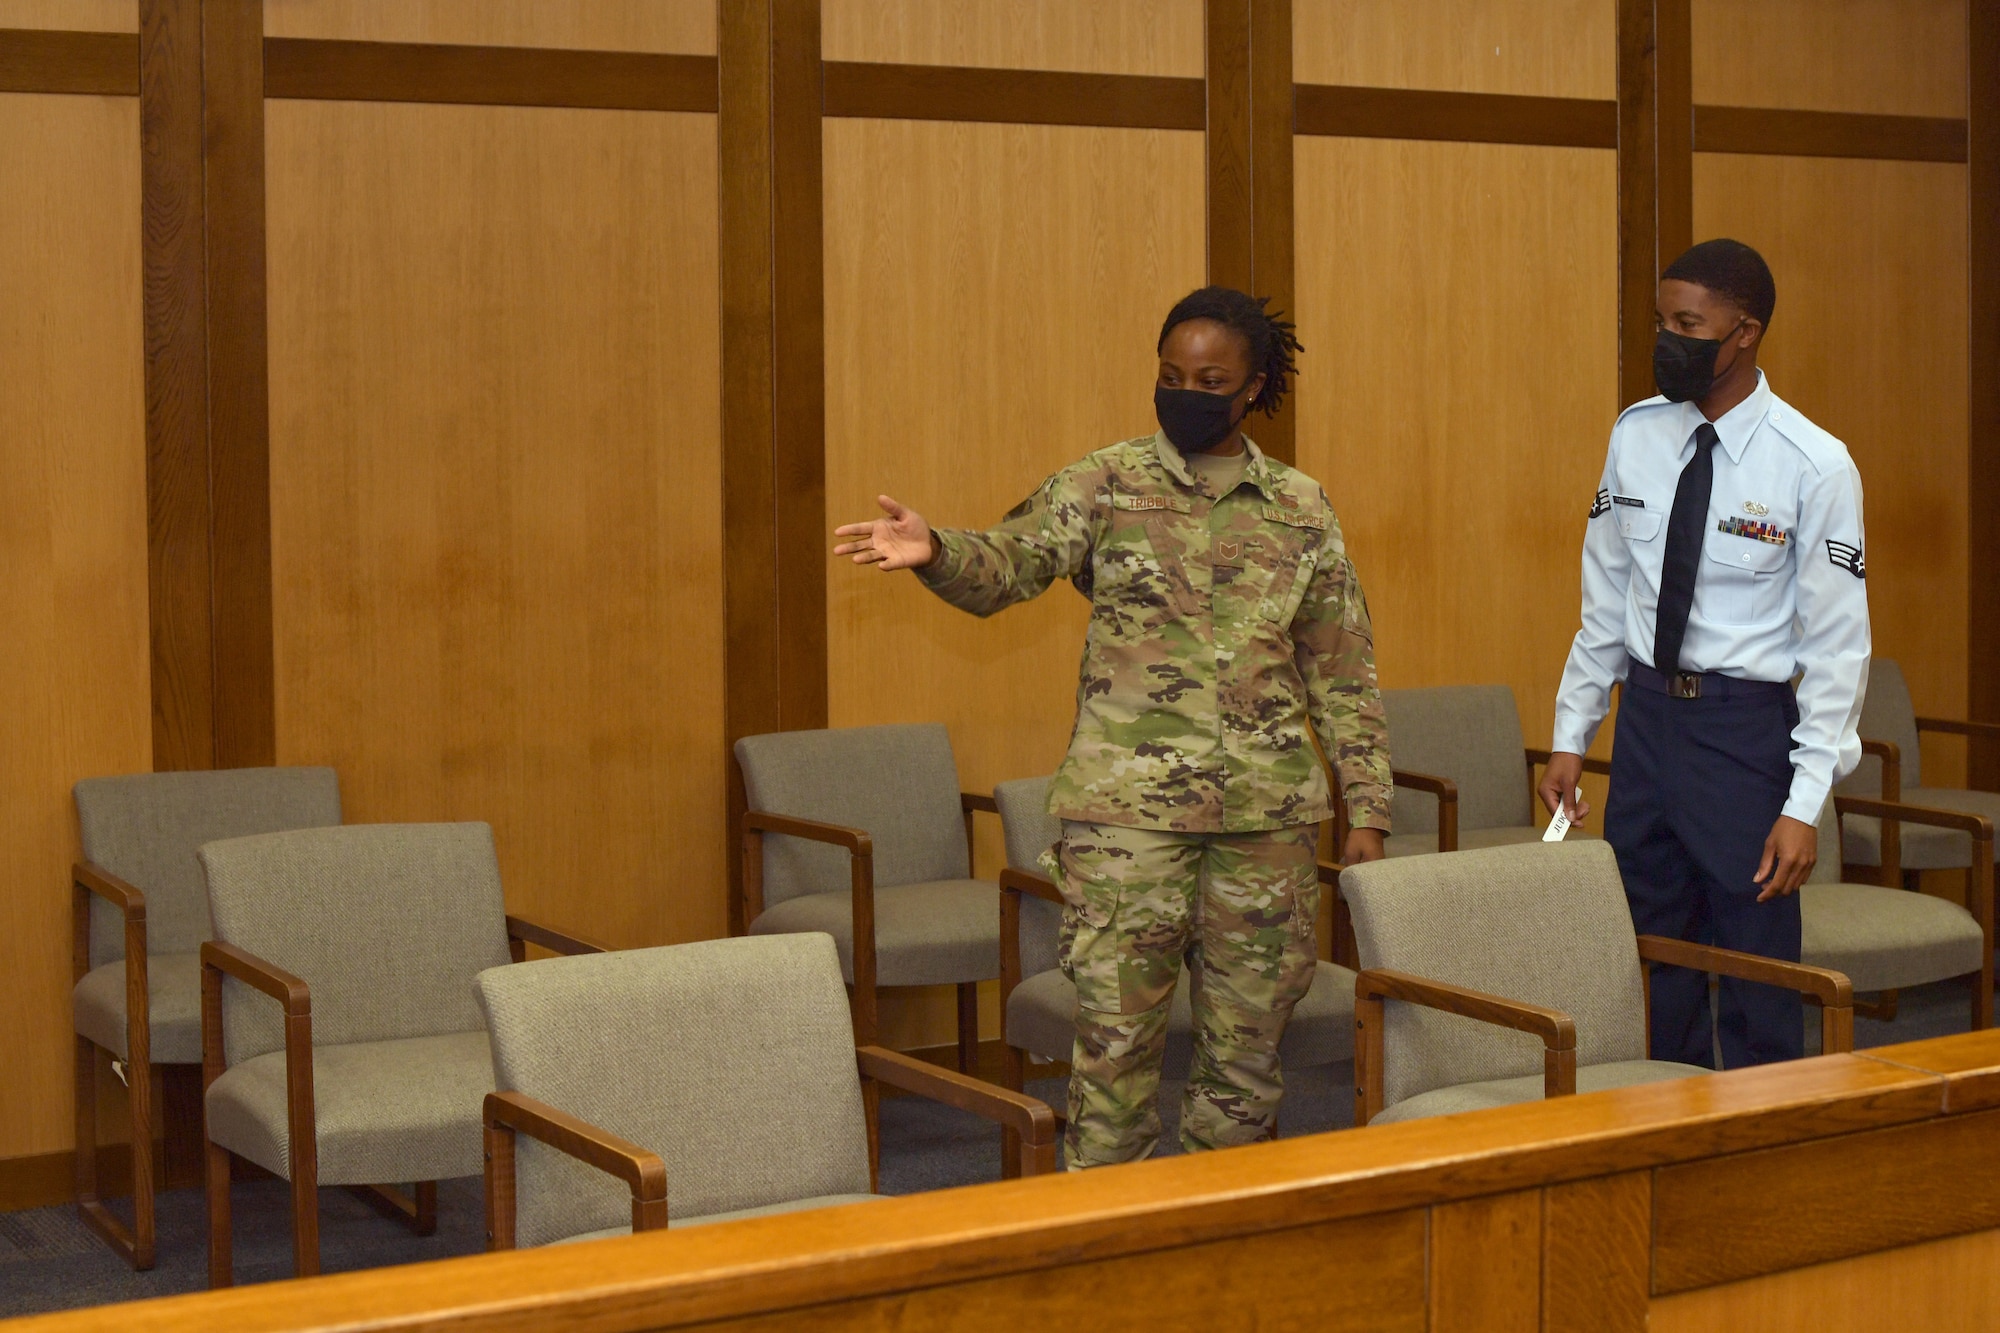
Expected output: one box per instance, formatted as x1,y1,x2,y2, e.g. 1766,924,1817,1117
1383,825,1600,858
73,952,204,1065
751,881,999,987
1004,960,1356,1078
1381,685,1534,834
1369,1059,1707,1125
550,1194,882,1245
205,1031,493,1185
1840,788,2000,871
1801,883,1986,992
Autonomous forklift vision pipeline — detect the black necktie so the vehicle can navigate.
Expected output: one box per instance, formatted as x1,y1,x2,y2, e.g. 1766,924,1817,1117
1653,422,1720,675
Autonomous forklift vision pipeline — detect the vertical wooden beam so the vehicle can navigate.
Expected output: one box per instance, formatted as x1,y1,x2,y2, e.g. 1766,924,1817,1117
140,0,215,772
1971,0,2000,787
1206,0,1295,462
1543,1171,1651,1333
720,0,825,930
203,0,274,767
1616,0,1692,410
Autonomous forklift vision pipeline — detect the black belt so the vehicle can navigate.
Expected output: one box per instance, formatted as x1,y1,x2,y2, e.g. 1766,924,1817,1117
1625,657,1790,702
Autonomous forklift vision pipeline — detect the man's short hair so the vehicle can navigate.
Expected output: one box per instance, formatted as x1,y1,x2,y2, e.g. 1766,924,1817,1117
1663,238,1776,327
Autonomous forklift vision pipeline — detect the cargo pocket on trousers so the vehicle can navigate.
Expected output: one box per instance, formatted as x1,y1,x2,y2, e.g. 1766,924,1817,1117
1045,840,1123,1007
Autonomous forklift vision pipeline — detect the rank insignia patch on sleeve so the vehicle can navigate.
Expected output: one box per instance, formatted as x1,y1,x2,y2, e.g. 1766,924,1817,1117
1826,540,1866,579
1589,488,1611,519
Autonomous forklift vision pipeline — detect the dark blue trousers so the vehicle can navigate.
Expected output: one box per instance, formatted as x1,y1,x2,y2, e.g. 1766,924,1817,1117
1605,660,1803,1068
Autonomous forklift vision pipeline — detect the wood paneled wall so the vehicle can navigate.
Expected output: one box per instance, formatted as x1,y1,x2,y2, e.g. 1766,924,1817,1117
0,89,149,1158
264,99,725,949
0,0,1989,1179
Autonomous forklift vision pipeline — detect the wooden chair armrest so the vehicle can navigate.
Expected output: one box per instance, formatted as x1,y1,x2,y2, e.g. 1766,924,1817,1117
483,1090,667,1250
1354,969,1575,1122
1859,738,1903,805
200,940,310,1013
1635,935,1854,1052
1916,716,2000,742
1836,797,1995,843
1356,968,1575,1048
506,915,609,960
1317,860,1345,886
997,866,1065,907
959,791,999,815
1390,768,1458,853
1523,747,1615,777
74,860,146,916
856,1046,1059,1173
1636,935,1851,1006
742,810,873,854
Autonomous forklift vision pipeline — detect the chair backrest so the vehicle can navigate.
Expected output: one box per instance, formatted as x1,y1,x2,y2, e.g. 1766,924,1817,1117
1341,841,1648,1110
1840,658,1920,795
1380,685,1533,835
993,776,1064,980
735,724,969,910
1809,799,1844,885
199,822,513,1065
476,933,871,1246
74,767,342,968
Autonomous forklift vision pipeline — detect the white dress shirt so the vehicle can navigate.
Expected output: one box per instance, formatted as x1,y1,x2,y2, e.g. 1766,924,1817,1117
1553,371,1871,825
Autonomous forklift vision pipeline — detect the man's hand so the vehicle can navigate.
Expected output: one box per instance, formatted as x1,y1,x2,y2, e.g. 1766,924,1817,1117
833,495,935,571
1753,815,1817,902
1536,751,1592,823
1342,827,1386,865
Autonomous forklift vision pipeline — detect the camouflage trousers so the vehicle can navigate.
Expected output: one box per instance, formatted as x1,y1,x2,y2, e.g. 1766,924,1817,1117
1044,820,1320,1169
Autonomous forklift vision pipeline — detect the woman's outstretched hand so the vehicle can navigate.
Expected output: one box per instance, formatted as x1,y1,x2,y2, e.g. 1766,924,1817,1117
833,495,936,571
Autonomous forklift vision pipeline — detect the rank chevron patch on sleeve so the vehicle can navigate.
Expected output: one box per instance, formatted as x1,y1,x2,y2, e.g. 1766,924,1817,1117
1826,539,1866,579
1589,488,1611,519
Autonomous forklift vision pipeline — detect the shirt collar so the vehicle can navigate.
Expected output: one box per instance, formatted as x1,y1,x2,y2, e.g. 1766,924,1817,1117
1151,430,1277,499
1680,369,1771,465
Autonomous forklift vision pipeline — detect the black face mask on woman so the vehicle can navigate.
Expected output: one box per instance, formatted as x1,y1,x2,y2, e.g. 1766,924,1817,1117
1154,385,1246,454
1653,319,1745,403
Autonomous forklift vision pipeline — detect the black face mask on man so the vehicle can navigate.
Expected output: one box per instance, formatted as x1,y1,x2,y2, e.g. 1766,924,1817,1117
1154,385,1247,454
1652,319,1746,403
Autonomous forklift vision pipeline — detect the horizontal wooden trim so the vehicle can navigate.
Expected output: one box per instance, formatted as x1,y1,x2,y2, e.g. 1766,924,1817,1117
822,60,1205,130
1651,1106,2000,1294
263,38,718,113
1295,83,1617,149
0,27,137,96
1694,103,1968,162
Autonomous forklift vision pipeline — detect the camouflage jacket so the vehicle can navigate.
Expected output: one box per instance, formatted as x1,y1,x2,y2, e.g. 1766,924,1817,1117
916,431,1393,834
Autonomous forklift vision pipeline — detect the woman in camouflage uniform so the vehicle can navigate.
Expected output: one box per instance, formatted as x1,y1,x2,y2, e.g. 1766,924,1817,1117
834,287,1392,1168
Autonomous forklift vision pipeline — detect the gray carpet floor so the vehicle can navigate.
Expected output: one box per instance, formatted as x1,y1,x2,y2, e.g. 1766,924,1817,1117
0,976,1975,1319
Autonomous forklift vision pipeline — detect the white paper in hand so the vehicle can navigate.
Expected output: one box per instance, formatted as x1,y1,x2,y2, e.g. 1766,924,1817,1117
1543,788,1582,842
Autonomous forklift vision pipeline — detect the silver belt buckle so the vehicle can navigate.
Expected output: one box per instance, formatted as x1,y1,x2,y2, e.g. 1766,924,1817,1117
1667,672,1703,700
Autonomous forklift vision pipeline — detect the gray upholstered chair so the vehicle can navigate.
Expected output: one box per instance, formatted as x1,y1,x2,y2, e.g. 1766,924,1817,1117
1378,684,1605,857
735,724,1000,1068
1342,842,1853,1126
991,776,1357,1169
1802,795,1993,1030
477,933,1056,1249
196,821,601,1285
70,766,342,1270
1838,658,2000,887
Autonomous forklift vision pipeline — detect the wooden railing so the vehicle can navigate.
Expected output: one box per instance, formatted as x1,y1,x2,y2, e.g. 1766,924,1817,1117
14,1029,2000,1332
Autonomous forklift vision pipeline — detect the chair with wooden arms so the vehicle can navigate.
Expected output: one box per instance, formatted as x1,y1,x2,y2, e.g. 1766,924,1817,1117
734,724,1001,1070
195,821,602,1286
1344,841,1853,1126
1801,795,1993,1030
1379,684,1608,856
477,932,1057,1250
991,776,1356,1173
1838,658,2000,888
70,766,343,1271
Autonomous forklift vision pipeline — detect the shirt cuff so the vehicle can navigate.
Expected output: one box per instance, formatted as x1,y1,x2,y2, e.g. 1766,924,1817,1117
913,530,967,588
1782,772,1831,828
1550,711,1597,758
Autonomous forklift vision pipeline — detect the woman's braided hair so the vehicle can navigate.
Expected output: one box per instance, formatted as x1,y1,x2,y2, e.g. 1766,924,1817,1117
1156,286,1303,416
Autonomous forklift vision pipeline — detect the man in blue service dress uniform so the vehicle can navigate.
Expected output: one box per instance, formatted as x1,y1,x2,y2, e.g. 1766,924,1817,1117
1539,239,1870,1068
